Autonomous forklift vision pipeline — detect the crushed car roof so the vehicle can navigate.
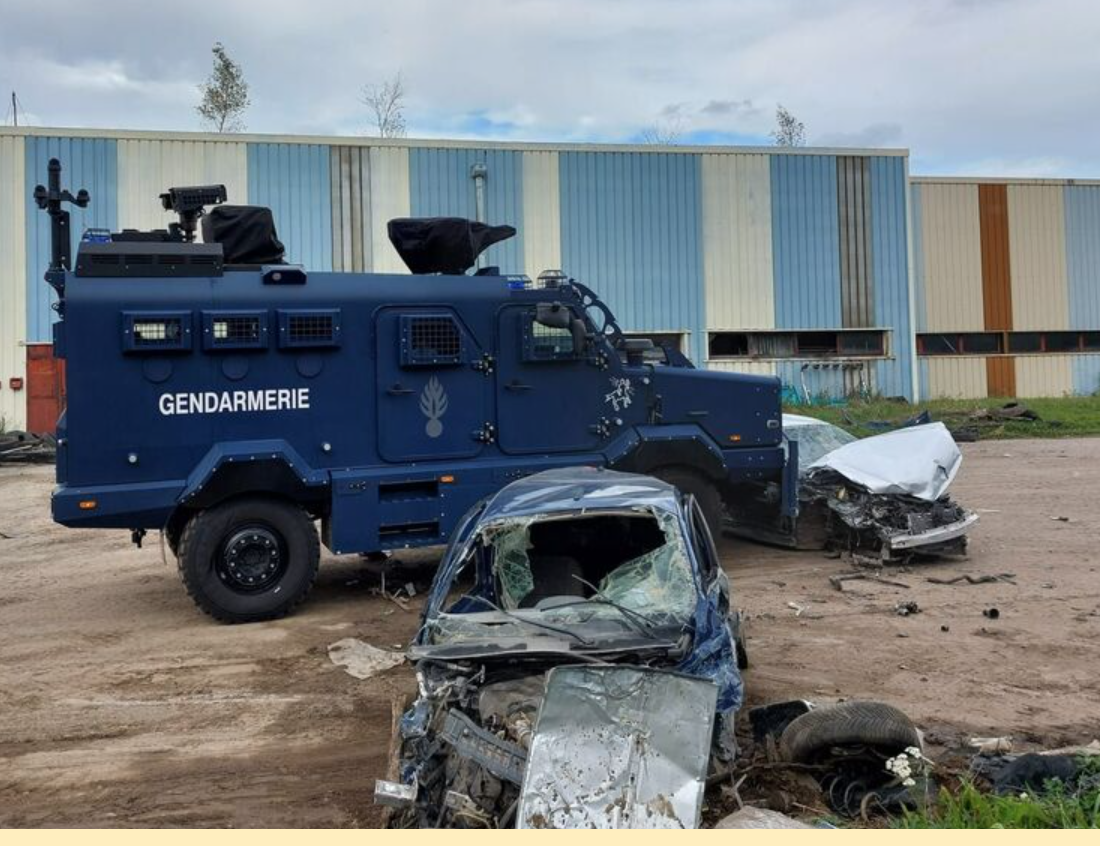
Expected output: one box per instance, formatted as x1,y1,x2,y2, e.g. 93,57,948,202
478,467,682,521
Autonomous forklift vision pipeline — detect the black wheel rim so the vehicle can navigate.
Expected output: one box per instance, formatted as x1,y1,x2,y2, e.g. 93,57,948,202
215,524,287,592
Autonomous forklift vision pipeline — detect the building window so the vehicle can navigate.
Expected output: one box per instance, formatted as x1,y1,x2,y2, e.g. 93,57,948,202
707,329,887,360
917,332,1003,355
920,331,1100,356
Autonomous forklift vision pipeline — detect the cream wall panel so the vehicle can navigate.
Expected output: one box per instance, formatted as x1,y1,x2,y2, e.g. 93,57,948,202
1008,185,1069,331
0,136,27,429
522,151,562,278
925,357,988,399
706,360,778,377
368,146,410,273
702,154,774,330
1015,355,1073,397
117,139,248,234
920,184,985,331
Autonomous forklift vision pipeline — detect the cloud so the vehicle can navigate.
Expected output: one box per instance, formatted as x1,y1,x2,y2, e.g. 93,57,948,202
815,123,904,149
1,0,1099,175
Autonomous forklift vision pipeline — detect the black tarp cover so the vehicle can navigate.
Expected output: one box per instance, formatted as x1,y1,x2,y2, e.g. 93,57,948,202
387,217,516,274
202,205,286,265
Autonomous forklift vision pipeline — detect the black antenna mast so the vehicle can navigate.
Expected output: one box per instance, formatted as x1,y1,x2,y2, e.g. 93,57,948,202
33,158,90,274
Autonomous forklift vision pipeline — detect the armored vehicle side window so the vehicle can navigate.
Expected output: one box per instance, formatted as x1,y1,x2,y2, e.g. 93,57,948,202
121,311,193,353
277,309,342,349
400,314,465,366
524,312,579,361
202,311,268,351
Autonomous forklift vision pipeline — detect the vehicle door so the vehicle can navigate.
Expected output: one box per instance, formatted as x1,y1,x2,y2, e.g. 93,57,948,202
375,307,491,462
495,303,608,454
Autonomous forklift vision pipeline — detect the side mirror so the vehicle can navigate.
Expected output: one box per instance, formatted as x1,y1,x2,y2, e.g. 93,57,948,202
535,302,571,329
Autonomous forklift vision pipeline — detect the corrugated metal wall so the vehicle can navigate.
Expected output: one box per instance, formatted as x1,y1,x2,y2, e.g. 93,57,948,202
916,178,1100,399
247,143,332,271
870,156,914,399
1064,186,1100,331
701,153,774,332
118,139,248,231
1008,185,1069,331
925,357,988,398
0,136,26,429
559,151,706,362
918,183,985,331
24,136,118,344
409,147,525,274
330,146,372,272
521,151,561,278
770,154,842,329
837,156,874,328
368,146,411,274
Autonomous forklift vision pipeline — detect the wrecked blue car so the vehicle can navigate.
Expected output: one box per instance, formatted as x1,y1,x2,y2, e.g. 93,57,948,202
376,467,745,828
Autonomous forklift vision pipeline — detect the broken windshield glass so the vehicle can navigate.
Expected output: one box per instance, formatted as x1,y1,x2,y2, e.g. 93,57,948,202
427,508,698,645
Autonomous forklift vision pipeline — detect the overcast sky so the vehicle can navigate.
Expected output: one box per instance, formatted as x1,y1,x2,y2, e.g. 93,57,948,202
2,0,1098,177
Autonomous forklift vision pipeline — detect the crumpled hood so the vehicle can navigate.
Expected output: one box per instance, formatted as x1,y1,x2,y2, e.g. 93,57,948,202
807,421,962,501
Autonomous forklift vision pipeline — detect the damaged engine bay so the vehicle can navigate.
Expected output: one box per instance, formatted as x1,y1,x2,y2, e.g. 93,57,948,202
376,469,743,829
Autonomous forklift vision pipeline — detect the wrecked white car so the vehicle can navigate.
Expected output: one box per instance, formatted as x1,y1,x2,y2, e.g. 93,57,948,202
376,467,744,829
734,415,977,559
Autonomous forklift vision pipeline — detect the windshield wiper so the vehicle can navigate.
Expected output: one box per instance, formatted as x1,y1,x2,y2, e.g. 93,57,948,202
564,574,668,638
454,594,594,646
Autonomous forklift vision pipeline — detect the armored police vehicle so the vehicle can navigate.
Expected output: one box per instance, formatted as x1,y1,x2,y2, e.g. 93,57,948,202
37,159,796,623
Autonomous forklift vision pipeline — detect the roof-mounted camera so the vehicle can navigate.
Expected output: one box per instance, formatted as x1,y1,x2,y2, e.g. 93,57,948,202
159,184,227,243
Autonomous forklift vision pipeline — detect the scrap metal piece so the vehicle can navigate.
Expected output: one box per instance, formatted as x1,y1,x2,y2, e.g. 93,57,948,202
374,779,417,808
518,666,718,829
440,708,527,785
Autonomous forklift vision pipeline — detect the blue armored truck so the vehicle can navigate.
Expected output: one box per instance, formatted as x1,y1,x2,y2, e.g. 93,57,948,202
37,159,796,623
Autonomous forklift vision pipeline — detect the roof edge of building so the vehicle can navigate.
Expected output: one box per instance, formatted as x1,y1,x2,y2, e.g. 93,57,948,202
0,125,909,158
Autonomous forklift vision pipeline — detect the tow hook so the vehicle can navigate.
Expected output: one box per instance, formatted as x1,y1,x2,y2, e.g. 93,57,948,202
131,528,147,549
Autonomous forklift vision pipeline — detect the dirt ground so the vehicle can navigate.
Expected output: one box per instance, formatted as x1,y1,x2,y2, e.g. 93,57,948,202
1,437,1098,827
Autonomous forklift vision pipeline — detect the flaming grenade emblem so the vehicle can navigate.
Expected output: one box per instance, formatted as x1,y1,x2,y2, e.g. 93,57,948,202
420,376,448,438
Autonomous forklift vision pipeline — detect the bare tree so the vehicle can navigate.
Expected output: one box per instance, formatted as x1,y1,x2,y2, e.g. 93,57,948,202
196,42,250,132
770,104,805,147
361,73,407,138
640,113,684,145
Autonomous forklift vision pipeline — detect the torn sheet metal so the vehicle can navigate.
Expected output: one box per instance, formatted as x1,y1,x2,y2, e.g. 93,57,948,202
808,422,962,501
518,666,717,829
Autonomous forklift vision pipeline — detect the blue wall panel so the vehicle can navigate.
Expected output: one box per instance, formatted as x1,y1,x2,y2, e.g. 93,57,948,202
910,183,927,333
559,151,705,362
409,147,524,274
1064,186,1100,331
770,155,841,329
1072,354,1100,395
24,137,117,342
248,144,332,271
870,156,913,400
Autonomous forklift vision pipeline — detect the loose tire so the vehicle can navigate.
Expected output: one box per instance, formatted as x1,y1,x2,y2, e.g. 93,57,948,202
778,701,921,763
177,497,320,623
652,466,725,537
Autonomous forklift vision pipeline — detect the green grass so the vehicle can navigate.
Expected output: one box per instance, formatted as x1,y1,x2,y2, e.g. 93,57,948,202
785,395,1100,440
895,779,1100,829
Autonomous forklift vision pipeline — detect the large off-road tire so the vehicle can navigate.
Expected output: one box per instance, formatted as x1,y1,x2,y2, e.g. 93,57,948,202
778,701,921,763
177,497,320,623
652,466,725,537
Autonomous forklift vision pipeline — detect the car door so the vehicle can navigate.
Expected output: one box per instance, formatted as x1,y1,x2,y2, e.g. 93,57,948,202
375,307,491,462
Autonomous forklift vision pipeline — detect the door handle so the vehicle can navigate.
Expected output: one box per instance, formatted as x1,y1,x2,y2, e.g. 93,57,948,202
505,381,533,391
387,384,414,396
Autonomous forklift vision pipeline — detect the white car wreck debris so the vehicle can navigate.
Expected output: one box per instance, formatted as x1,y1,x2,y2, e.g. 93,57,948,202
732,415,978,559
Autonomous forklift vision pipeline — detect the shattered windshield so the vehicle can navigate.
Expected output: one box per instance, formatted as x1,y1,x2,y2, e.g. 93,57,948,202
427,507,698,646
786,419,858,472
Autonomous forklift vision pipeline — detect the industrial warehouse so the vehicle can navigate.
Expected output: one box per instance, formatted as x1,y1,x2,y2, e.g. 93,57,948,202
2,126,1100,433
